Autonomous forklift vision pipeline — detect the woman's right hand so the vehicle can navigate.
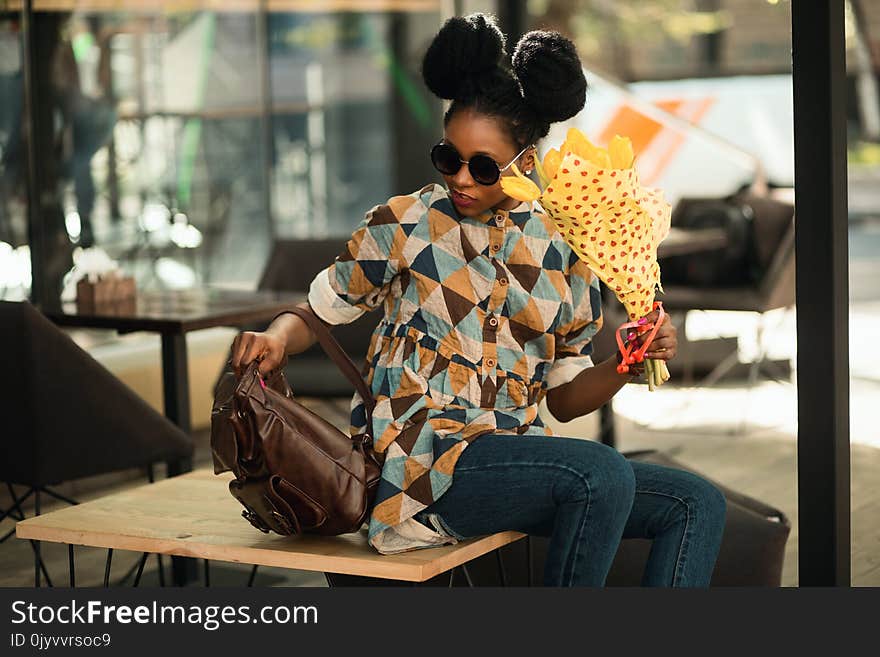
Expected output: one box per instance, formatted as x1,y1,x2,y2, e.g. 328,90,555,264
230,331,287,377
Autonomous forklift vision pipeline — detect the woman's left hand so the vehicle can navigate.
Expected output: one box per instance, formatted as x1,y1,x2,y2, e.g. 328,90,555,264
637,309,677,361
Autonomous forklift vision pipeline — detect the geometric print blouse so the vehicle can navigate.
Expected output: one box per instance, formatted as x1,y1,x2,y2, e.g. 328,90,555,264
307,183,603,554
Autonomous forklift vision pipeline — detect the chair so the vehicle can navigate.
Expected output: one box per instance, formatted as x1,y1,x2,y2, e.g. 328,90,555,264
0,301,193,586
255,238,382,397
658,191,796,387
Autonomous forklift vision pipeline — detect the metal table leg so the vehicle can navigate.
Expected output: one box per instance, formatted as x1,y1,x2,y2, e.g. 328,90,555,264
133,553,149,587
496,550,508,587
527,535,534,586
160,332,196,586
460,564,475,587
160,332,193,476
103,549,113,588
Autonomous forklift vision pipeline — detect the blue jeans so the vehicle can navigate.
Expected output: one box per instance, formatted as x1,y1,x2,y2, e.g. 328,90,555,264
414,434,727,587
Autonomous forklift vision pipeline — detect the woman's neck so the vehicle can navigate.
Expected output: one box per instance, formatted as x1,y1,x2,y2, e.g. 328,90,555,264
493,196,525,212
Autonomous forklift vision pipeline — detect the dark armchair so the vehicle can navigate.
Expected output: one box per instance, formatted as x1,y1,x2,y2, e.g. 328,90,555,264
0,301,193,585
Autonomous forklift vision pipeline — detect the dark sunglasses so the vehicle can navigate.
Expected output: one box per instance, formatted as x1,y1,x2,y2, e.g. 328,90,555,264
430,141,533,186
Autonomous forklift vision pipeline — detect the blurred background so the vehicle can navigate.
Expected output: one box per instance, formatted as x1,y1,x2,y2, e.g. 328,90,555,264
0,0,876,586
1,1,872,297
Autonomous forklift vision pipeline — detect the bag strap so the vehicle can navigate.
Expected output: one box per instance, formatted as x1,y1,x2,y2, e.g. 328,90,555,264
278,306,376,416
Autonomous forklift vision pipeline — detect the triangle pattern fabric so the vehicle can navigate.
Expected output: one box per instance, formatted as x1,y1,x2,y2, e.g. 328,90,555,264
314,184,608,554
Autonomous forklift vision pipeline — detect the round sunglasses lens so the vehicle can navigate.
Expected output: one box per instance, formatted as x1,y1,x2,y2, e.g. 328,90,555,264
469,155,500,185
431,144,460,175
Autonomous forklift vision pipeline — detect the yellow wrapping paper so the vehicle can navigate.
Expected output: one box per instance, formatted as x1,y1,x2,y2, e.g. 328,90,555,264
501,129,671,321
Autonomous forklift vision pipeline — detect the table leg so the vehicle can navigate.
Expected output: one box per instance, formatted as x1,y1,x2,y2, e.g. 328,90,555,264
161,333,193,476
160,332,196,586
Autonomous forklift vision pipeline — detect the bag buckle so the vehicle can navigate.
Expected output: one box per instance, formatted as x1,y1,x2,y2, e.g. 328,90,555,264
270,510,294,535
241,509,271,533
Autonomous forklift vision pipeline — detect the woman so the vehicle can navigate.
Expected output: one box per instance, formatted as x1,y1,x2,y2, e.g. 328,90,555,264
231,13,726,586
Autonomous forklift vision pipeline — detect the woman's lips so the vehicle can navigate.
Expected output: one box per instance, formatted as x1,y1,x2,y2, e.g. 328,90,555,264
451,190,476,207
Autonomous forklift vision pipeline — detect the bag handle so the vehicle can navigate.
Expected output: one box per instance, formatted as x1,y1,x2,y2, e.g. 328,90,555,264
276,306,376,415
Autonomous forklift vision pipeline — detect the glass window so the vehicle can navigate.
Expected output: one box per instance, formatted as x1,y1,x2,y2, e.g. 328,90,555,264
12,2,442,301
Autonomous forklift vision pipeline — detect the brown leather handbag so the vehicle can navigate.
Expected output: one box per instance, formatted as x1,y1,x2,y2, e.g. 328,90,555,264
210,306,383,536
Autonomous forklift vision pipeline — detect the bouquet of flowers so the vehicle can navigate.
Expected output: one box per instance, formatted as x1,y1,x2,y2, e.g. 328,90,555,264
501,128,672,389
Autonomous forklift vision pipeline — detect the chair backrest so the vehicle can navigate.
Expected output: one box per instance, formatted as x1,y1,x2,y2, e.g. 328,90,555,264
740,192,795,275
757,217,795,312
258,238,351,292
737,193,796,312
0,301,192,486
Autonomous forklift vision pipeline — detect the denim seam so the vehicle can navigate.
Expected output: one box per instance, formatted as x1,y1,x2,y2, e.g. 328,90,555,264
567,476,592,586
635,487,692,586
453,461,592,586
453,461,592,503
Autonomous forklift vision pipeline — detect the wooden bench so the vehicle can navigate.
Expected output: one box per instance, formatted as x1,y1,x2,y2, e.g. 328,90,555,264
15,469,525,586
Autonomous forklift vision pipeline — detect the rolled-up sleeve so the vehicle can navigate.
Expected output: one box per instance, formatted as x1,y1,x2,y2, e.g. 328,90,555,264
308,200,409,325
545,257,603,390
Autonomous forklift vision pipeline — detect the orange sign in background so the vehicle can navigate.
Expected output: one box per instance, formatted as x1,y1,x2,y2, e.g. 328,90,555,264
597,97,715,185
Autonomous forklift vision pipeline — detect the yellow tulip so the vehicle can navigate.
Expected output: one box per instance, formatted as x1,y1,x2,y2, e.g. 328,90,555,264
561,127,614,169
591,147,612,169
609,134,634,169
563,127,593,160
533,156,550,189
499,163,542,202
542,148,561,180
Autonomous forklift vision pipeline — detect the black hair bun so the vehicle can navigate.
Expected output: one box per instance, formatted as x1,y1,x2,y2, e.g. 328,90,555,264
421,13,507,100
512,30,587,124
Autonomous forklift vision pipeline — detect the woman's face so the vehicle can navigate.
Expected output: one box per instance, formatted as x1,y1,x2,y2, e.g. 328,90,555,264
440,107,535,218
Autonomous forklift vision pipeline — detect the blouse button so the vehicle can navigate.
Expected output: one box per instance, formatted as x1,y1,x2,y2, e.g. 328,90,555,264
494,214,505,226
499,277,509,286
490,243,501,252
488,316,498,328
485,358,496,368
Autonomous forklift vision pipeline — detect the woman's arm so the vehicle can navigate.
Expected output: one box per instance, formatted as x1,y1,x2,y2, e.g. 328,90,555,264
546,309,677,423
265,302,319,356
545,355,633,422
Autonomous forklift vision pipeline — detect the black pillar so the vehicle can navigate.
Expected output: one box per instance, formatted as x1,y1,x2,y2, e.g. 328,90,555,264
389,12,442,195
22,7,73,306
21,1,46,306
256,0,275,243
497,0,527,45
791,1,850,586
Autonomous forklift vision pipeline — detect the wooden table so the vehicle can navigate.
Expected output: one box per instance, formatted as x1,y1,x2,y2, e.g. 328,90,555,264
15,469,525,585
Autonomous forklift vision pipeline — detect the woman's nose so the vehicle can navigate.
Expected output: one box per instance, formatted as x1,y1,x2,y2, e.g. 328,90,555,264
450,161,475,187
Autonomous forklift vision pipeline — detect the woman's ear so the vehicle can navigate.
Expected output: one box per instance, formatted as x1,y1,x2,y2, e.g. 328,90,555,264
522,147,537,174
